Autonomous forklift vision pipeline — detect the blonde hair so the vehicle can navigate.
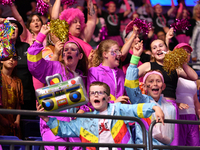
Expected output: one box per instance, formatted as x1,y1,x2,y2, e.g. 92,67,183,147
193,4,200,20
92,39,118,67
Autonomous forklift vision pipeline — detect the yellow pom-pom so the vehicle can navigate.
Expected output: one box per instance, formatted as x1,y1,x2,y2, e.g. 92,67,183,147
50,19,69,42
163,48,188,74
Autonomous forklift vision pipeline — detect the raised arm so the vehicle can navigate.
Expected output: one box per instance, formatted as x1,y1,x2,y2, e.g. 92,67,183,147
80,0,96,43
10,3,27,41
165,27,174,49
167,0,176,17
51,0,61,20
121,25,139,62
178,64,198,81
43,0,53,19
123,0,131,17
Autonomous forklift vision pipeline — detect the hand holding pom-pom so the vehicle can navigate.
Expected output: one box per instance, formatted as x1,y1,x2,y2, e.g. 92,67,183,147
163,48,188,75
50,19,69,42
36,0,50,15
170,19,191,32
1,0,14,6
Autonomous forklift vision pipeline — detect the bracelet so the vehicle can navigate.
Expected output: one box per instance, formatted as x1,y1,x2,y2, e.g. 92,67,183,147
130,55,140,65
36,32,46,43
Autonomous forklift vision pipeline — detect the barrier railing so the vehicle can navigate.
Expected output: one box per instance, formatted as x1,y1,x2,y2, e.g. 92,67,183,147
0,108,148,150
148,119,200,150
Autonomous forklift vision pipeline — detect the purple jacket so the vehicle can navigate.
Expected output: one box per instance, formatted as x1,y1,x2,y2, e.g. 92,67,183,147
87,64,126,101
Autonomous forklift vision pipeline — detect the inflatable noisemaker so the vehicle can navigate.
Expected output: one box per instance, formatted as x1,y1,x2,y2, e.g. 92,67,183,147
163,47,188,75
35,73,89,112
50,19,69,42
0,19,15,60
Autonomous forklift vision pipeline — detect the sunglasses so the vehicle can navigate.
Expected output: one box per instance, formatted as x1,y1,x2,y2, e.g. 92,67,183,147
10,56,19,61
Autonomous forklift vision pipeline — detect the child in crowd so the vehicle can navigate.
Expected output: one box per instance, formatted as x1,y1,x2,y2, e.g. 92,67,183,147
37,81,164,148
175,43,200,146
125,42,176,146
27,24,90,150
87,39,129,103
133,38,198,146
0,53,23,138
98,0,131,47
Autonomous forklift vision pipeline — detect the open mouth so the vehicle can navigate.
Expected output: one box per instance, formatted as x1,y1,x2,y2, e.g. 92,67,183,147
67,56,73,60
152,88,159,91
115,57,120,61
94,99,100,103
157,52,164,56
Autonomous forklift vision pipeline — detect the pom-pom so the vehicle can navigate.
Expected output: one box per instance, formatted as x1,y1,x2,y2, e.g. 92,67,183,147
0,0,14,5
61,0,77,6
0,19,15,60
163,48,188,75
99,26,108,41
170,19,191,32
36,0,49,15
50,19,69,42
132,18,152,34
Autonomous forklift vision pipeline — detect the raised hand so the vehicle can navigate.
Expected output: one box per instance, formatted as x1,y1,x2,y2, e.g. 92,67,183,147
133,40,143,57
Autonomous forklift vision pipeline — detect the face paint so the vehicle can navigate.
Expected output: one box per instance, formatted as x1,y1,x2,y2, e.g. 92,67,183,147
110,50,116,56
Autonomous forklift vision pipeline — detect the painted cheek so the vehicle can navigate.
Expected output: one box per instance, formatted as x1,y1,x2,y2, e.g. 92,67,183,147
110,51,116,56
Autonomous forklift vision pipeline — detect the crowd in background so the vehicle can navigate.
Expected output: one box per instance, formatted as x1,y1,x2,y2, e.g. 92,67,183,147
1,0,200,149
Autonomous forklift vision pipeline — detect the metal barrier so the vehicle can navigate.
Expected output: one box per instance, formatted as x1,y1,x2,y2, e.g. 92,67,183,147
148,119,200,150
0,108,148,150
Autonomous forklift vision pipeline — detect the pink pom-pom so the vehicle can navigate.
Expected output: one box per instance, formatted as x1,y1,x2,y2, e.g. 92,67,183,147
36,0,49,15
61,0,77,6
170,19,191,32
1,0,14,6
132,18,152,35
99,26,108,41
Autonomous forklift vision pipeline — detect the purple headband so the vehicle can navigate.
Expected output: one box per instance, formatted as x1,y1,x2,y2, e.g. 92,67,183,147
64,40,82,52
143,71,164,83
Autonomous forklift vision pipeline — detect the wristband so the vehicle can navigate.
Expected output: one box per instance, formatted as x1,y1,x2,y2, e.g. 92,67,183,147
36,32,46,43
130,55,140,65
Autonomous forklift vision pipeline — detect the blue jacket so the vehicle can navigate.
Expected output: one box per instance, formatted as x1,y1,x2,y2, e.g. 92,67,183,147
124,64,173,149
46,102,156,150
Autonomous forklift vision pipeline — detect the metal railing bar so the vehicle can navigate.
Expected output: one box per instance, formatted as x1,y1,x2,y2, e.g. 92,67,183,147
0,140,146,148
148,119,200,150
0,108,147,149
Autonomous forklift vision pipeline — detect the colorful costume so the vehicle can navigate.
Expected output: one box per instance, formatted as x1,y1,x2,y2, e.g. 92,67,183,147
27,41,91,150
124,64,176,148
46,102,157,150
87,64,125,101
176,78,199,146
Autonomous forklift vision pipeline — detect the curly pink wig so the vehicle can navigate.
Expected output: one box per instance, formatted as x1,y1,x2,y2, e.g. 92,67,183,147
59,8,86,32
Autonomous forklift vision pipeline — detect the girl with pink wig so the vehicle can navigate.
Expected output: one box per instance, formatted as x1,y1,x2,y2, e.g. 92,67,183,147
51,0,96,57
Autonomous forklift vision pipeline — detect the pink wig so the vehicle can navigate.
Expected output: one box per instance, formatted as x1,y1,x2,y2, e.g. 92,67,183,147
59,8,86,32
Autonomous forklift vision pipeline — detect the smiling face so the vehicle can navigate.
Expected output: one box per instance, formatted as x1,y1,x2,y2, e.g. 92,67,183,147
29,15,42,34
69,17,81,37
89,85,110,112
63,42,83,70
144,74,165,102
151,39,168,63
103,44,121,69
